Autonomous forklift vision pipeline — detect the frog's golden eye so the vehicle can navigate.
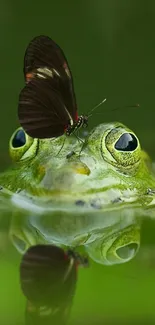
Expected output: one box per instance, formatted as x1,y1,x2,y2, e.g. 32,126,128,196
102,125,141,168
9,127,38,162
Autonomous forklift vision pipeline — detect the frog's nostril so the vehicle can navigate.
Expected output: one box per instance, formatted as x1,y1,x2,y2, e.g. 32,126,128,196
116,243,138,260
12,235,27,253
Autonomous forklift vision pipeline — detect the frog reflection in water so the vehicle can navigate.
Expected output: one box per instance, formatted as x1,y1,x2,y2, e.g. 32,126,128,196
1,122,155,265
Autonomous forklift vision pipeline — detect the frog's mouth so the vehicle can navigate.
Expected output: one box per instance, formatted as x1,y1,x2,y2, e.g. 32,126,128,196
11,184,153,217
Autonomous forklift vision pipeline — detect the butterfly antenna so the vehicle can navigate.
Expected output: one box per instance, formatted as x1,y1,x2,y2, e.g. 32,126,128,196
87,98,107,117
111,103,140,111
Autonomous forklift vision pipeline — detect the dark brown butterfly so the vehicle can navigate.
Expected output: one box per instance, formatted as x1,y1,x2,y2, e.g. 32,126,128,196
18,35,88,139
20,245,89,325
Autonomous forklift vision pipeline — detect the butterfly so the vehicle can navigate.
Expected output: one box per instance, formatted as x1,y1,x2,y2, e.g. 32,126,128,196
20,245,88,324
18,35,89,139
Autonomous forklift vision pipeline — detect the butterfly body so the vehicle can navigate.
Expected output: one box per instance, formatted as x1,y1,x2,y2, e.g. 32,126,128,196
65,115,88,136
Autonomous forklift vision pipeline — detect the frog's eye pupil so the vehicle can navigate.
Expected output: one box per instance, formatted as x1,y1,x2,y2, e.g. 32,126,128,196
115,133,138,152
12,130,26,148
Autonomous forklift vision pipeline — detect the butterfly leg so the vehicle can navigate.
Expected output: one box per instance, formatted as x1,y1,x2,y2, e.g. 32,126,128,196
55,136,67,156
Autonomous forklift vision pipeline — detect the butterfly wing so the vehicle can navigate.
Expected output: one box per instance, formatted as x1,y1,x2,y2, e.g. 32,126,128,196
18,76,75,138
19,35,77,138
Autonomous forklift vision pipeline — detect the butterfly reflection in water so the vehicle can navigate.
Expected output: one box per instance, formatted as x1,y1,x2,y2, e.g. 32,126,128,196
20,245,89,325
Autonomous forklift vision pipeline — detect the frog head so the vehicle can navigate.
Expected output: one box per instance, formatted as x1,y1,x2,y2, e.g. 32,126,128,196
2,122,155,264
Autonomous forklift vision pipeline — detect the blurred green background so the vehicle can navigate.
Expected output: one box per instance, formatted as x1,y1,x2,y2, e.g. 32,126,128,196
1,0,155,324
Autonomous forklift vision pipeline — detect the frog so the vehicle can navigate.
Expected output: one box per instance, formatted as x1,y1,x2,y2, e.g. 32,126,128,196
1,121,155,265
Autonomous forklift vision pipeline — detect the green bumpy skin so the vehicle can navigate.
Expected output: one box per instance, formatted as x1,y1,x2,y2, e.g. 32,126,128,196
1,122,155,265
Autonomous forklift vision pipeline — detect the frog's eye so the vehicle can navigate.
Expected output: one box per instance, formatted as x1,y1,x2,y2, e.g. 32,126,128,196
12,129,26,148
114,133,138,151
9,127,38,162
102,126,141,168
85,225,140,265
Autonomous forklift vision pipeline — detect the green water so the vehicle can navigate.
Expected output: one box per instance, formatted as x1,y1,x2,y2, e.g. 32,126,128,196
1,1,155,324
